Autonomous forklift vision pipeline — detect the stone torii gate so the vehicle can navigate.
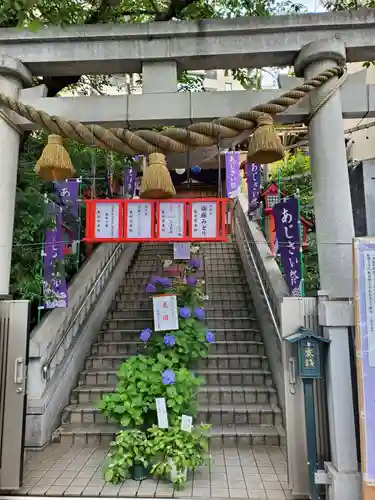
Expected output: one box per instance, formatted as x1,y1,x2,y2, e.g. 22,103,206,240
0,10,373,500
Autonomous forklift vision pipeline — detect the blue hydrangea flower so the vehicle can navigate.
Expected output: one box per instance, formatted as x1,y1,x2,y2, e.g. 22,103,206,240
186,276,197,286
206,331,214,344
150,276,161,284
163,334,176,346
188,259,201,270
162,369,175,385
140,328,151,342
145,283,157,293
179,306,192,319
194,307,205,321
159,277,172,287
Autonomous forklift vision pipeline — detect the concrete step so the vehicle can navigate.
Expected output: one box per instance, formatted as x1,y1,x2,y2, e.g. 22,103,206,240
62,402,281,427
84,353,269,371
57,422,285,448
117,291,253,302
102,317,260,331
96,328,263,343
71,384,277,406
78,367,273,387
109,308,253,320
122,276,247,286
117,282,249,293
90,340,265,357
112,300,255,312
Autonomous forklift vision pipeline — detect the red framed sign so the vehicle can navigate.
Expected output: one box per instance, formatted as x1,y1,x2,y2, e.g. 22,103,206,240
124,200,155,241
85,199,123,242
84,198,229,243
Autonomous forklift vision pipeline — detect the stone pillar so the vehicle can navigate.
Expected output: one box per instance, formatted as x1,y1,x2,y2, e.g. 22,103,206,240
294,40,361,500
142,61,177,93
0,56,32,295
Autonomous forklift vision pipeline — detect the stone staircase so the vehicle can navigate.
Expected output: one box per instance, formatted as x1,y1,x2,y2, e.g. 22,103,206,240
57,241,285,448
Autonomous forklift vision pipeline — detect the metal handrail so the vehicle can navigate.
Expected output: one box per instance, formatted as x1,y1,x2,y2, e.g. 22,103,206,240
42,243,123,380
235,209,283,344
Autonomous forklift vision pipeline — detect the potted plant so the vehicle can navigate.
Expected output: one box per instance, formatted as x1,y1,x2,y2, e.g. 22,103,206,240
148,421,211,490
104,429,151,483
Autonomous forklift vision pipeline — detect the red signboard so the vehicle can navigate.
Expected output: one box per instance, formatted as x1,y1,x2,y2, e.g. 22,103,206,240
83,198,229,243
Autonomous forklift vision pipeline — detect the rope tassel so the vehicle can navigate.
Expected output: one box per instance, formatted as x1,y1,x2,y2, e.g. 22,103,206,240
140,153,176,199
35,134,76,180
247,115,284,164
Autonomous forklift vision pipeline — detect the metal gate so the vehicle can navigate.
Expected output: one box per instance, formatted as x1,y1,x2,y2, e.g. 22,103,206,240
0,300,29,491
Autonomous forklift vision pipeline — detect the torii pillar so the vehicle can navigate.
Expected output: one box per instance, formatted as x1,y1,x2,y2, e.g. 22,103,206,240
295,40,361,500
0,56,32,294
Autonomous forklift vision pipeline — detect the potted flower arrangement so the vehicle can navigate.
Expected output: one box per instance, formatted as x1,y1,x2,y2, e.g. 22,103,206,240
104,429,151,483
100,256,214,488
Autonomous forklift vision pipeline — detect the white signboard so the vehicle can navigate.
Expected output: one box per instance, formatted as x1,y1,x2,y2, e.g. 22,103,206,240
159,202,185,239
156,398,169,429
126,202,152,239
364,251,375,367
152,295,179,332
173,243,191,260
95,202,120,239
191,201,217,239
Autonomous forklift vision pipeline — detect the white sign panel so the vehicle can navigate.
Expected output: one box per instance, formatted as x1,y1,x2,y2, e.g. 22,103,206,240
191,201,217,239
364,251,375,367
152,295,179,332
181,414,193,433
95,202,120,239
126,202,152,239
156,398,169,429
159,202,185,239
173,243,191,260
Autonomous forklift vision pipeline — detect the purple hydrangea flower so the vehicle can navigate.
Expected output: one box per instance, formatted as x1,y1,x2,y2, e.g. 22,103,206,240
186,276,197,286
159,277,172,287
179,306,192,319
206,331,214,344
188,259,201,270
163,334,176,346
194,307,205,321
162,369,175,385
140,328,151,342
150,276,161,284
145,283,157,293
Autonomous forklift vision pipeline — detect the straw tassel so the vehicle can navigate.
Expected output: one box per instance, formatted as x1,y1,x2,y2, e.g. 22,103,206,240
140,152,176,199
35,135,76,181
247,115,284,164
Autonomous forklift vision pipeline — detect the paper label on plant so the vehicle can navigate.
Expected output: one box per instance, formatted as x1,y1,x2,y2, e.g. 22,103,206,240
173,243,191,260
156,397,169,429
153,295,179,332
181,414,193,432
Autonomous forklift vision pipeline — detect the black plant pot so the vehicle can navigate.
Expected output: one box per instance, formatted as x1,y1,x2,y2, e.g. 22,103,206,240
131,463,150,481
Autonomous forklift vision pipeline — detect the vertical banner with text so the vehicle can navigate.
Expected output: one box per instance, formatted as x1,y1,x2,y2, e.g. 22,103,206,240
54,179,80,255
225,151,240,199
246,162,261,215
123,167,136,198
41,203,68,309
273,197,302,296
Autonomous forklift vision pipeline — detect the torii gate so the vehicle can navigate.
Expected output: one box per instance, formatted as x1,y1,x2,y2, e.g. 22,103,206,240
0,10,374,500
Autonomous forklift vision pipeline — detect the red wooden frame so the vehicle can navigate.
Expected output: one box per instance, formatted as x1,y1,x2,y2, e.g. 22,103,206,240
155,199,188,241
84,198,229,243
84,199,124,243
123,199,155,242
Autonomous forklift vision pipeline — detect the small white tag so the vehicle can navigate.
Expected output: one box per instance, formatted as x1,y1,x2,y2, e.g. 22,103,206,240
156,398,169,429
181,414,193,432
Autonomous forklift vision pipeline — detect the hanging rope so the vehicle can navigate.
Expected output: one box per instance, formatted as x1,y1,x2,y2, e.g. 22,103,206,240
0,66,345,155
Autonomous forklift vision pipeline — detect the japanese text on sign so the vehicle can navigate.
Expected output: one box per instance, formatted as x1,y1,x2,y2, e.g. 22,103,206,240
174,243,191,260
159,202,185,239
127,202,152,239
95,203,120,239
191,201,217,239
364,251,375,367
152,295,179,332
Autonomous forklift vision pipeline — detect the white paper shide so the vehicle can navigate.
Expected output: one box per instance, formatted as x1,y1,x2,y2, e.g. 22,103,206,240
192,201,217,239
159,202,185,239
152,295,179,332
95,203,120,239
127,202,152,239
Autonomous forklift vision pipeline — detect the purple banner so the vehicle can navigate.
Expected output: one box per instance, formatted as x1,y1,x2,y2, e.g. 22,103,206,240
246,162,261,214
225,151,240,198
41,203,68,309
355,240,375,481
273,197,302,296
54,179,80,251
124,167,136,198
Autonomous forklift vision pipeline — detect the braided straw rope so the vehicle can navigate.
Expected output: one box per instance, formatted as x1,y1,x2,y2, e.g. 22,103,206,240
0,66,344,155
